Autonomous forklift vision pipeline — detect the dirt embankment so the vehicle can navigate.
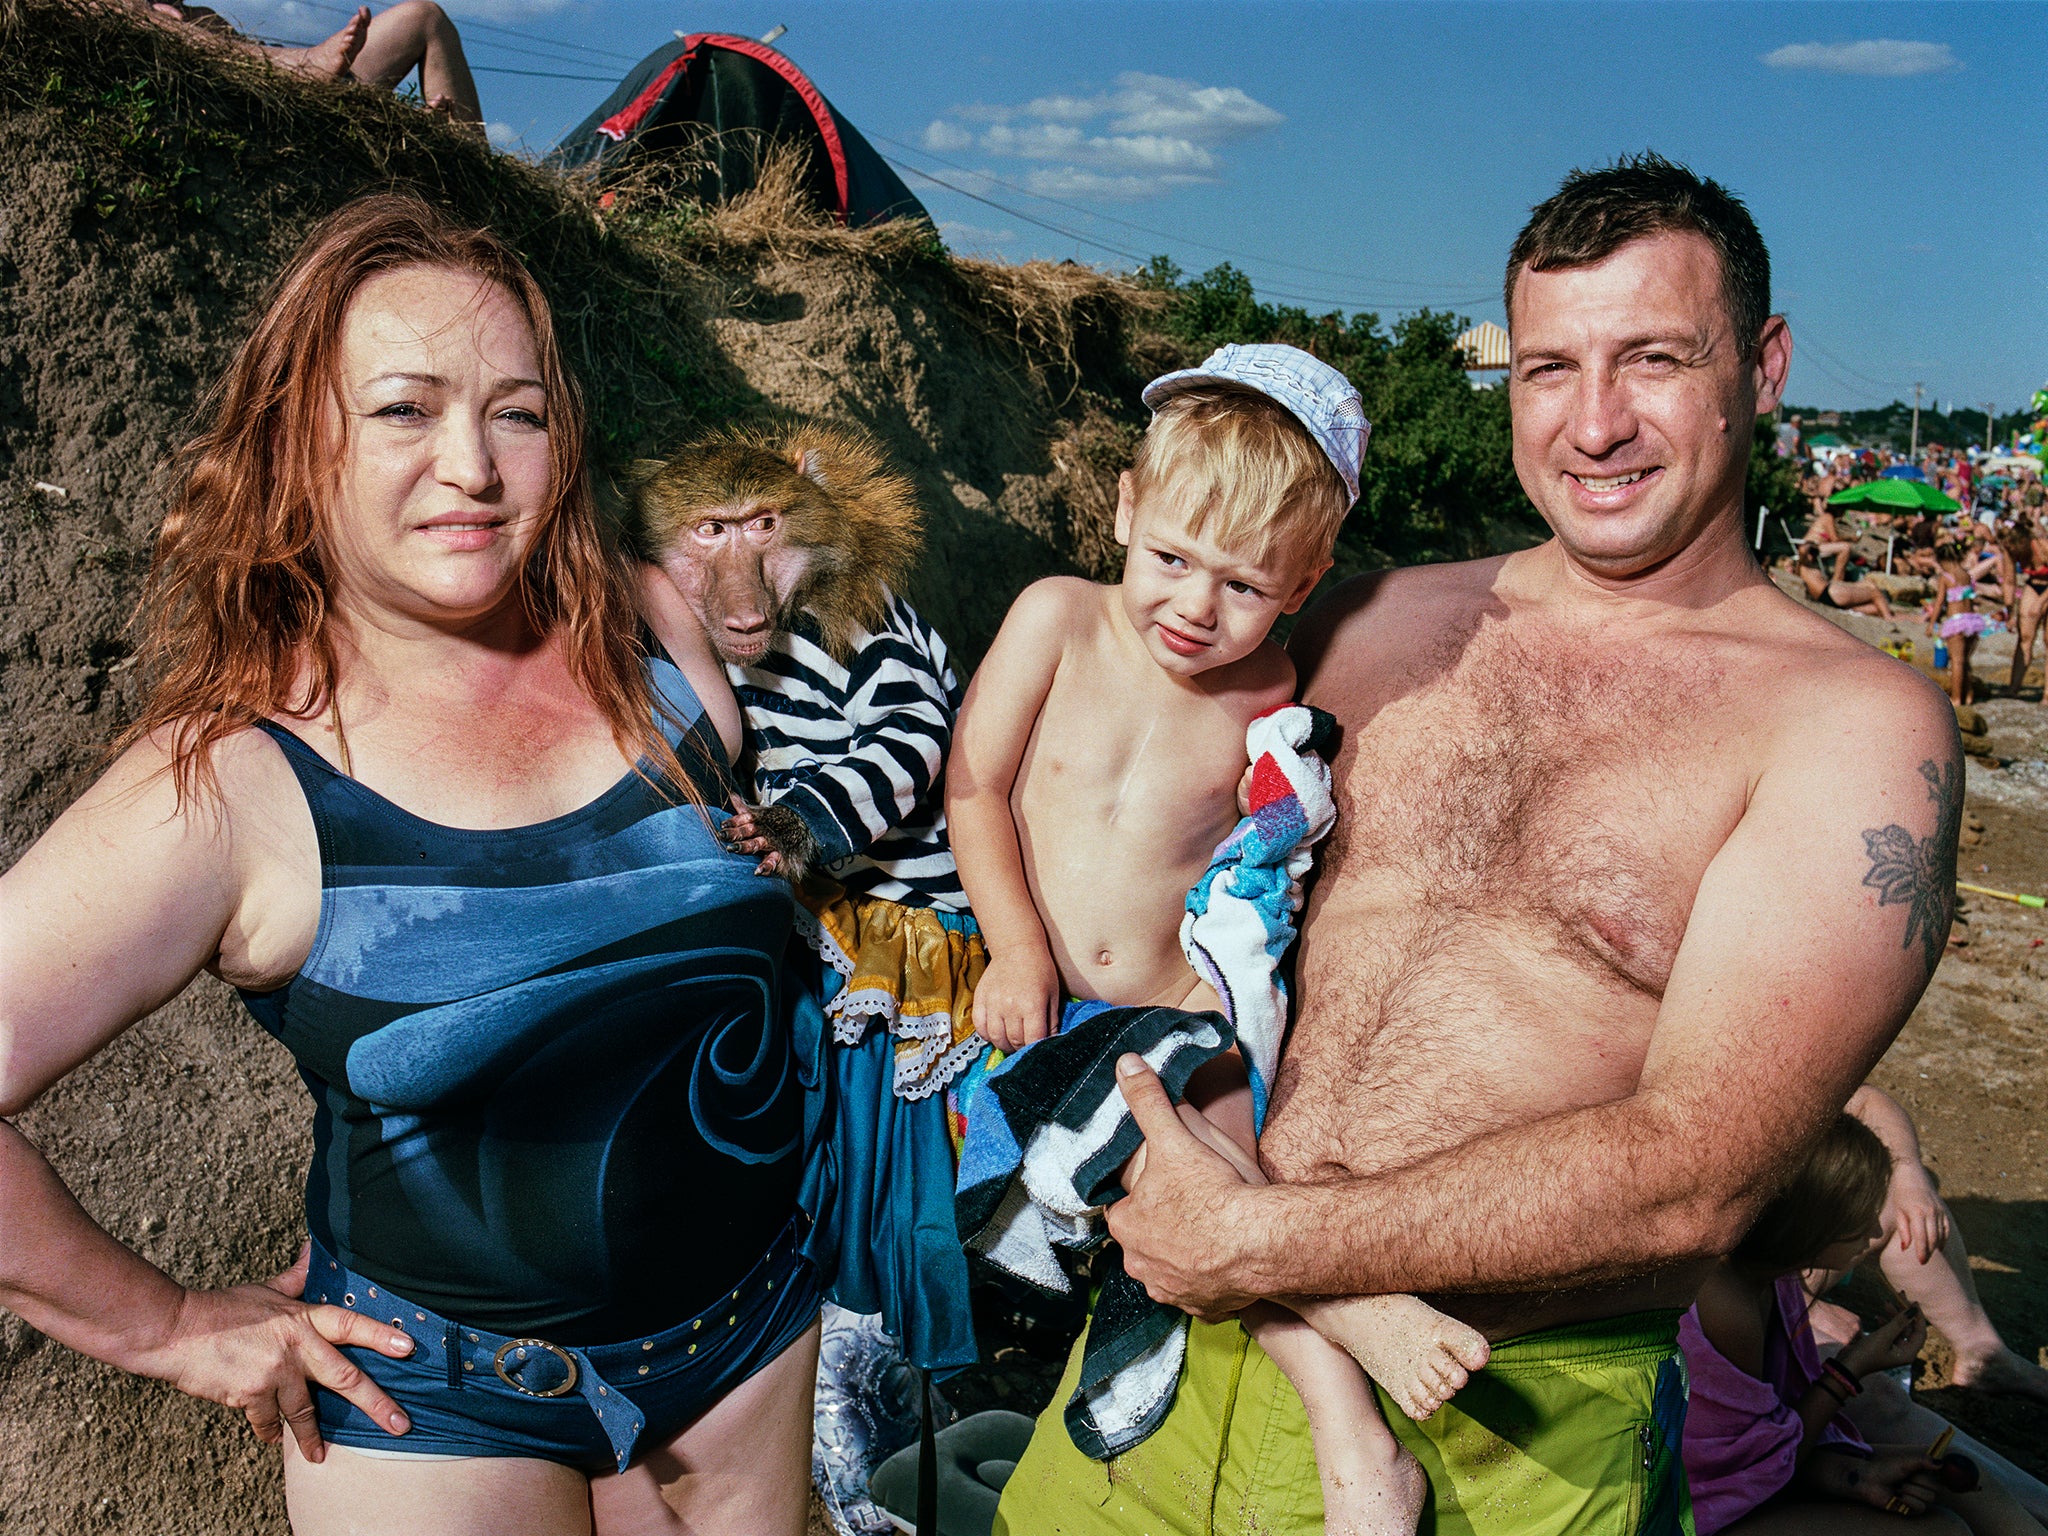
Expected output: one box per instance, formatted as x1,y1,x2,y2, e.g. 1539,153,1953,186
0,3,1157,1529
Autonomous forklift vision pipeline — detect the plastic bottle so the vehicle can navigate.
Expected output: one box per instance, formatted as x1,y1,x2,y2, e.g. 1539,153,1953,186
1934,638,1950,671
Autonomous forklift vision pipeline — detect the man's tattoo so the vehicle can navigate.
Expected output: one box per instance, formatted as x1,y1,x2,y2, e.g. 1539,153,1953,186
1860,757,1962,975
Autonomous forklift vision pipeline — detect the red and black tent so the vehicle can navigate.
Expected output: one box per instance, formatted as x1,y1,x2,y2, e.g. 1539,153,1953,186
548,33,928,229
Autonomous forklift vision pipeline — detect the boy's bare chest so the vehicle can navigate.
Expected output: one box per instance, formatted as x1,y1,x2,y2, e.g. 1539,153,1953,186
1017,661,1250,839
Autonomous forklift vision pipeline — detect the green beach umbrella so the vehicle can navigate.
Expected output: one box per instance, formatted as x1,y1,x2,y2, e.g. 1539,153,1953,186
1828,479,1960,513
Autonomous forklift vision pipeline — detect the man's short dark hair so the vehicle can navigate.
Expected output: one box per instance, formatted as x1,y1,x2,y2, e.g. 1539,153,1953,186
1505,153,1772,353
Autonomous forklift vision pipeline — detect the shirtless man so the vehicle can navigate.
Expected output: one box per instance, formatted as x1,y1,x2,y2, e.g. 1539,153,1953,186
995,154,1960,1535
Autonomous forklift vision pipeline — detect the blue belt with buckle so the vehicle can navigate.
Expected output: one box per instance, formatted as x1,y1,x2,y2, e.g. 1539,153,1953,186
305,1217,807,1472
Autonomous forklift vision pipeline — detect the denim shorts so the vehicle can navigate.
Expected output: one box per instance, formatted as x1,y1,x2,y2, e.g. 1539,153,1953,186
309,1215,822,1471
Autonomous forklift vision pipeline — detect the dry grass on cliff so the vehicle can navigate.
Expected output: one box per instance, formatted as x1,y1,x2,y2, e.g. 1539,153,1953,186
0,0,1158,427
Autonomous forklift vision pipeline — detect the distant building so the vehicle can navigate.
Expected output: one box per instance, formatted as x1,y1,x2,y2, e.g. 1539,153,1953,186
1455,321,1511,371
1818,411,1841,427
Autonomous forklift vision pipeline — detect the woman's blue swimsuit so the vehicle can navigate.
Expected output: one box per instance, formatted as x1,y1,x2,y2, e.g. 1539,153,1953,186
237,658,821,1469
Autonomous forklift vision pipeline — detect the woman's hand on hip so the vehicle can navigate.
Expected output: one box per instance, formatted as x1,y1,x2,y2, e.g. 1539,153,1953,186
134,1243,416,1463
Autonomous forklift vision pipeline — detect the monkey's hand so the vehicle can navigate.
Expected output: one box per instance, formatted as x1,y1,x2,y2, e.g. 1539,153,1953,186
720,797,820,883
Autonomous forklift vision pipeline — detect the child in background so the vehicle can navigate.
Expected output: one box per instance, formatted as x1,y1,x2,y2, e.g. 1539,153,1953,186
1927,544,1987,705
948,345,1489,1536
1808,1087,2048,1407
1680,1113,2045,1536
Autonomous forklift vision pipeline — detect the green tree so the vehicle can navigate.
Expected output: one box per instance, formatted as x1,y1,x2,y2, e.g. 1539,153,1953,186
1139,260,1540,572
1747,417,1805,528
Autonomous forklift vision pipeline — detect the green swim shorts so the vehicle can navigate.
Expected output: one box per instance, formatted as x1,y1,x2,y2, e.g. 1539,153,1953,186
994,1308,1693,1536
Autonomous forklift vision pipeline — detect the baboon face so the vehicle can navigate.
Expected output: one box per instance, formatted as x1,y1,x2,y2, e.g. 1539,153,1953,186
643,446,835,666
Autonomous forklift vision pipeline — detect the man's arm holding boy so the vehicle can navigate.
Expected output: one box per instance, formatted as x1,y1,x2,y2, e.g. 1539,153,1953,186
1107,676,1960,1319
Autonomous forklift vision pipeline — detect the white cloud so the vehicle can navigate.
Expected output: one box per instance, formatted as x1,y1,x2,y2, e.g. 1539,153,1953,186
939,220,1018,250
1105,73,1284,140
981,122,1216,175
1763,39,1960,76
1017,92,1105,125
1023,167,1209,203
923,71,1278,202
437,0,576,22
205,0,332,39
923,120,975,152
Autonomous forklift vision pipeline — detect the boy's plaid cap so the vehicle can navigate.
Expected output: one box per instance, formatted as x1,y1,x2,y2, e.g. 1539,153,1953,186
1141,343,1369,507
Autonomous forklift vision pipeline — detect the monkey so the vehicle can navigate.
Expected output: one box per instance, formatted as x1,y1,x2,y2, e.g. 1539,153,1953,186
637,423,993,1436
635,421,990,1100
636,422,924,885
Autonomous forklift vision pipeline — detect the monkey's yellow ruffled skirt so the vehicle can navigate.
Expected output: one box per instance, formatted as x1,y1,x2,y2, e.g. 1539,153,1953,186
794,882,988,1102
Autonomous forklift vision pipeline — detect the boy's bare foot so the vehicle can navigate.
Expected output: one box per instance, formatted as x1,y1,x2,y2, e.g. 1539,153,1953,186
1318,1435,1428,1536
1949,1345,2048,1405
1312,1293,1491,1421
286,7,369,81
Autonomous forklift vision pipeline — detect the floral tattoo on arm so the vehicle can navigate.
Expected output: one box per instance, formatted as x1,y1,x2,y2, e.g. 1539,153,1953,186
1861,757,1962,976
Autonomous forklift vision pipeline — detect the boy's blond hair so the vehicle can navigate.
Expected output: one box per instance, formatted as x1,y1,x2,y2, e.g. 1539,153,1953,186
1128,384,1353,570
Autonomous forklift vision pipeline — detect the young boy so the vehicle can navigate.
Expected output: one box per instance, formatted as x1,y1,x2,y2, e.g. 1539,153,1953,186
947,345,1489,1536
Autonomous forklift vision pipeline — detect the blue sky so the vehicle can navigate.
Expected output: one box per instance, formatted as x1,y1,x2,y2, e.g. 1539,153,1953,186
217,0,2047,414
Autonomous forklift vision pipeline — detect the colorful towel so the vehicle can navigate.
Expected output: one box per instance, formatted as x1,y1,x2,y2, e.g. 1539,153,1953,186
953,704,1336,1459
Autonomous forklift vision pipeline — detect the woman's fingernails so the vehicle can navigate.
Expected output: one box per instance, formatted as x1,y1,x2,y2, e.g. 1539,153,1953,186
390,1334,413,1353
1116,1053,1143,1077
389,1412,410,1432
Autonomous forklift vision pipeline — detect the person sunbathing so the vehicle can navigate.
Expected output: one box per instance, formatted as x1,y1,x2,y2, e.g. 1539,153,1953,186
1801,504,1856,582
127,0,481,123
1795,542,1893,618
948,345,1489,1536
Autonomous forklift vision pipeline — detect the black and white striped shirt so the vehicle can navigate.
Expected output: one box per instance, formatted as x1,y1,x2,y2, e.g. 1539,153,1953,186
730,590,967,911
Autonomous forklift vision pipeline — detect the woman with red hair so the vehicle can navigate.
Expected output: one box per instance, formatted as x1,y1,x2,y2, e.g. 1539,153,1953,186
0,196,821,1534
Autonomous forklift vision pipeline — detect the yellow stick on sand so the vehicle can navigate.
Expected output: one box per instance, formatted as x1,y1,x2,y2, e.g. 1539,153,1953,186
1956,881,2047,910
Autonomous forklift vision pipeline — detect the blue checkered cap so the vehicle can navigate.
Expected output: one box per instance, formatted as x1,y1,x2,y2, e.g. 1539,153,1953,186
1141,343,1369,507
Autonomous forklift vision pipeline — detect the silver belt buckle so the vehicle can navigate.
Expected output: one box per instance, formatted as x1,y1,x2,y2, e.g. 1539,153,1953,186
492,1337,580,1398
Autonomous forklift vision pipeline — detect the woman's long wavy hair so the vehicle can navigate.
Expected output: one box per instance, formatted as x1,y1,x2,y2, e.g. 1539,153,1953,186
122,194,691,804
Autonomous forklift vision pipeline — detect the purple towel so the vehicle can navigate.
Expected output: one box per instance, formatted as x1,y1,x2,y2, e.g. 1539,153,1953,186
1677,1276,1869,1535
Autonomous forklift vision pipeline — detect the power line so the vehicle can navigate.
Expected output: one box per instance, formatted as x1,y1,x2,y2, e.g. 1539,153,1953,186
889,159,1483,317
888,161,1155,265
467,64,618,82
239,0,639,64
1795,332,1909,395
872,130,1499,304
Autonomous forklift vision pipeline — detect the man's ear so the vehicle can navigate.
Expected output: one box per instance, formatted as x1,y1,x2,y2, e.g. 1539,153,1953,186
1114,471,1137,548
1282,557,1334,615
1753,315,1792,418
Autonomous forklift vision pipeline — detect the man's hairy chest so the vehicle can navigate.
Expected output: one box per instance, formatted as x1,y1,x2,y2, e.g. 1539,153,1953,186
1321,626,1748,992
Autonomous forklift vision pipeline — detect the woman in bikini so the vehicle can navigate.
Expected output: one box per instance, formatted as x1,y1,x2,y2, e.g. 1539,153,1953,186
1927,543,1988,706
2008,513,2048,701
0,197,823,1534
1794,542,1892,619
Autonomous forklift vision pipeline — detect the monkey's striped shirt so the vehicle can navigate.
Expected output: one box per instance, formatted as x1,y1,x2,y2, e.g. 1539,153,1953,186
730,589,967,911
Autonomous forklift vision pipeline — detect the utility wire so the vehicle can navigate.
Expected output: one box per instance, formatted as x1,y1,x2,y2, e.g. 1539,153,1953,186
234,0,639,64
1794,332,1910,396
467,64,619,81
874,130,1498,302
889,159,1499,315
888,161,1155,265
